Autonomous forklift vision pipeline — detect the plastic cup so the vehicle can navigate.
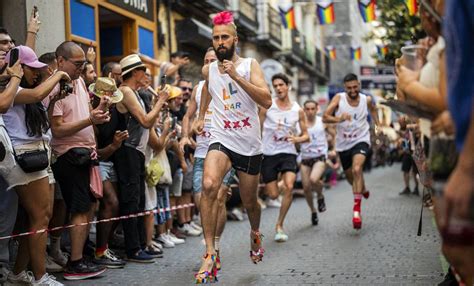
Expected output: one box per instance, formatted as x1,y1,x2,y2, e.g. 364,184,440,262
401,45,427,71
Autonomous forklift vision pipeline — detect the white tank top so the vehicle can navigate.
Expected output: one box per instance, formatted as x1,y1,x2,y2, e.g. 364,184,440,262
335,93,371,151
301,116,328,159
208,58,262,156
262,99,300,155
194,80,213,158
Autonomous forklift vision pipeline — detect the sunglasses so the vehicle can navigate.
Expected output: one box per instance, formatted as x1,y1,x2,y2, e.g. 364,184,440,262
63,56,87,69
180,87,192,92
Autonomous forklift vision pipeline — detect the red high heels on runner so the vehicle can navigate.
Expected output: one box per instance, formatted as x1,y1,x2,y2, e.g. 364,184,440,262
353,211,362,229
250,230,265,264
195,253,218,284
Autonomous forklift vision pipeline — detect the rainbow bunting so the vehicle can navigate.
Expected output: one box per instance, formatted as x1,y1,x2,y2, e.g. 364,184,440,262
351,47,362,61
279,6,296,30
405,0,418,16
316,1,335,25
358,0,376,23
376,45,388,57
326,46,337,60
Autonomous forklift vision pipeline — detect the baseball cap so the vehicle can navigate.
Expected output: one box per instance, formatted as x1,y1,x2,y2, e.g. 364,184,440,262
5,45,47,69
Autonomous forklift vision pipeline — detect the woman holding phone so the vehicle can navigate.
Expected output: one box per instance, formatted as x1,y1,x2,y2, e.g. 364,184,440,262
3,46,70,285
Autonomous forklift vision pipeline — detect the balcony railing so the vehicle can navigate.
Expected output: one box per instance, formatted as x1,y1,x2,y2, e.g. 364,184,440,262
232,0,258,36
256,3,282,50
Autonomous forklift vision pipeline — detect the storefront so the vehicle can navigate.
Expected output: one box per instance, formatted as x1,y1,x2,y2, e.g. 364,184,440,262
65,0,158,73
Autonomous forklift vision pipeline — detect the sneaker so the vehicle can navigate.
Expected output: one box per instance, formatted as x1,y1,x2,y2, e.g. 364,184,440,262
266,198,281,208
151,240,163,251
178,224,201,237
144,245,163,258
189,221,203,232
7,270,34,284
156,234,175,248
317,198,326,212
311,212,319,226
274,230,288,242
399,187,411,195
167,233,185,245
46,255,63,273
63,259,106,281
192,214,202,226
126,250,155,264
170,228,187,240
32,273,63,286
0,263,9,284
50,249,69,267
94,249,126,269
231,208,244,221
412,186,420,196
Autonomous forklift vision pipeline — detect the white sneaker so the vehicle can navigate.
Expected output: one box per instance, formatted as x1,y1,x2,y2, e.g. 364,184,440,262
0,263,9,284
178,224,201,236
166,233,185,245
192,214,201,226
231,208,244,221
49,249,68,267
157,234,175,248
189,221,203,232
32,273,63,286
151,240,163,250
266,198,282,208
6,270,34,284
45,255,63,273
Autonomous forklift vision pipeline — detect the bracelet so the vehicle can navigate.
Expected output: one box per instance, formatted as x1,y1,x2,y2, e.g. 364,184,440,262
88,116,94,125
10,74,22,80
27,30,37,35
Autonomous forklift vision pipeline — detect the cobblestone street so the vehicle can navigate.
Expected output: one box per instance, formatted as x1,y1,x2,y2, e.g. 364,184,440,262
65,164,444,285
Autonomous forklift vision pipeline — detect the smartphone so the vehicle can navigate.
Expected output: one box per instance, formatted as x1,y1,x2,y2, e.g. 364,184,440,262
9,48,19,67
33,6,38,17
171,116,177,130
160,75,166,89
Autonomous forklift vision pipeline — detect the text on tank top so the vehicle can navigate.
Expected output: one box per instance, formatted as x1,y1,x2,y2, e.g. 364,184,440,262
335,93,371,151
208,58,262,156
194,80,213,158
262,99,300,155
301,116,328,159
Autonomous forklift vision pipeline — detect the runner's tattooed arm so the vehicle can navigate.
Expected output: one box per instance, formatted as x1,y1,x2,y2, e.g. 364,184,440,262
224,59,271,109
323,94,350,124
367,96,380,128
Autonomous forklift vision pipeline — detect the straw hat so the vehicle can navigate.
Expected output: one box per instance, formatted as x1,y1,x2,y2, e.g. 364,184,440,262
89,77,123,103
120,54,146,76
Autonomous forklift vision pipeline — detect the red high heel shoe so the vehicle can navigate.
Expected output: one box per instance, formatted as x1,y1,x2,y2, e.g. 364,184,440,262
249,230,265,264
195,253,218,284
362,190,370,199
215,250,221,271
353,211,362,229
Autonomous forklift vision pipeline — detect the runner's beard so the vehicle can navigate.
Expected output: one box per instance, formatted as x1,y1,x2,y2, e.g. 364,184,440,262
348,91,359,100
215,42,235,62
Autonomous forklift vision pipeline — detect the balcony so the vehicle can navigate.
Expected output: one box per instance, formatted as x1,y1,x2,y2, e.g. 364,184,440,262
256,3,282,50
232,0,258,37
290,29,304,65
173,0,227,21
175,18,213,49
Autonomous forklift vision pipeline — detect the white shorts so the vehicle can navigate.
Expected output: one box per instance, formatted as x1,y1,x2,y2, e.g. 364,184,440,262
145,183,157,211
5,141,49,190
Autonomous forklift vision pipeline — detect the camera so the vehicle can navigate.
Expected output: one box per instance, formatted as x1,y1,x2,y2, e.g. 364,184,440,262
59,79,73,94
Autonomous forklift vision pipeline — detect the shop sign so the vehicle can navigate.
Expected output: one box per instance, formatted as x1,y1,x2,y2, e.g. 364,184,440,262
107,0,154,21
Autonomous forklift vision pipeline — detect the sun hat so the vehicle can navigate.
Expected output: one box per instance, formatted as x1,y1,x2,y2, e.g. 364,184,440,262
88,77,123,103
5,45,47,69
119,54,146,76
167,86,182,101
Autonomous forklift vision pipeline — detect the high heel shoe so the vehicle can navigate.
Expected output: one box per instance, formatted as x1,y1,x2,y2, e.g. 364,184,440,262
249,230,265,264
195,253,218,284
353,211,362,229
215,250,221,271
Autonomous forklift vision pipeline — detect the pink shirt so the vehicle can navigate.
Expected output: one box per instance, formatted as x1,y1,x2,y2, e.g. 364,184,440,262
49,77,96,156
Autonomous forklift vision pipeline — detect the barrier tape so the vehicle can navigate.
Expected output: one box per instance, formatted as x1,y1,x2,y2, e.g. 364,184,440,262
0,203,195,240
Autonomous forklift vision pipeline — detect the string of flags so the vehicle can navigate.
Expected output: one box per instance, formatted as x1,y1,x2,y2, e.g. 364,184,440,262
278,0,419,29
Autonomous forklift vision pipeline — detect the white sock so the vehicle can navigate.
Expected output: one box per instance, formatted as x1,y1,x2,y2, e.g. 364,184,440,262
214,236,220,251
50,236,61,253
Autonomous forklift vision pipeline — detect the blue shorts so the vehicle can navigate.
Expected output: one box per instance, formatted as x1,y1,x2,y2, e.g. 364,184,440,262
155,185,171,225
99,161,117,183
193,157,236,194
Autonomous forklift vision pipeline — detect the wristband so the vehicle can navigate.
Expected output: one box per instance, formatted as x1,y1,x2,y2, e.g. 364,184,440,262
88,116,94,125
27,30,37,35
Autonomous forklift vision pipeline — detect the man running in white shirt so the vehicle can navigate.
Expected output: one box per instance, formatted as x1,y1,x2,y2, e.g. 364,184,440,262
193,11,272,283
323,73,379,229
300,100,328,226
259,73,309,242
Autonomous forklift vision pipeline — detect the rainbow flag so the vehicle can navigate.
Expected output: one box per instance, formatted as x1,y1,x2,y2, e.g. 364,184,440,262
316,2,335,25
326,46,336,60
405,0,418,16
358,0,376,23
377,45,388,57
351,47,362,60
279,6,296,30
